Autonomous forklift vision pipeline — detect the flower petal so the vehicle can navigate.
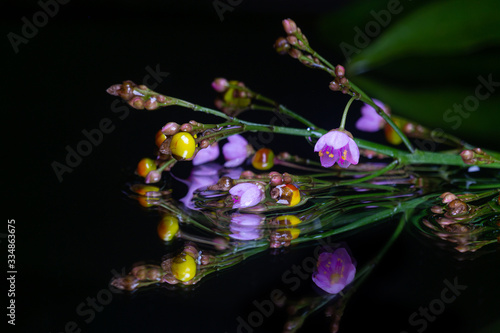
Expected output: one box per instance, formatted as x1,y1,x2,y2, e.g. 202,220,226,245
223,134,248,161
239,185,263,208
224,156,247,168
192,143,220,165
325,131,349,149
314,134,327,152
319,146,339,168
355,116,382,132
346,138,360,165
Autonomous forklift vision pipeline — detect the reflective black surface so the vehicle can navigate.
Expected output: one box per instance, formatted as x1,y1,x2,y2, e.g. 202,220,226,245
5,1,500,332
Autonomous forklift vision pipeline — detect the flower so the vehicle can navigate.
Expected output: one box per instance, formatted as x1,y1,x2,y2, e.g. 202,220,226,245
312,248,356,294
229,214,264,240
314,129,359,168
223,134,252,167
192,142,220,165
229,183,264,209
355,99,390,132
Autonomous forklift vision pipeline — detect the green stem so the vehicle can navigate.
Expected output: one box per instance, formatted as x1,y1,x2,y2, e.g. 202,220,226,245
339,96,357,130
347,81,415,153
337,160,399,186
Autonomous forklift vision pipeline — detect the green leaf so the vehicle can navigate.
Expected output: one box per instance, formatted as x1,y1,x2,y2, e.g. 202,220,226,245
347,0,500,74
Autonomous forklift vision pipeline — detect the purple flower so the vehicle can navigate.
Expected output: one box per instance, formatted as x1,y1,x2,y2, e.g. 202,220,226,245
355,99,390,132
312,248,356,294
229,183,264,209
223,135,251,167
192,143,220,166
229,213,264,240
314,129,359,168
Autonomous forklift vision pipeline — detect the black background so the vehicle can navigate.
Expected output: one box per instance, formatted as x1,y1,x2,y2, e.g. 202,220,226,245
4,1,500,332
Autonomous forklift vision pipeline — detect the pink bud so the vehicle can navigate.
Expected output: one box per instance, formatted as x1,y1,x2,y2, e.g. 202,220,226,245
282,19,297,34
212,78,229,92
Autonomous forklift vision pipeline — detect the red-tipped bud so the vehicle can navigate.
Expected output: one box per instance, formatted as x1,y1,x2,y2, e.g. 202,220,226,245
335,65,345,78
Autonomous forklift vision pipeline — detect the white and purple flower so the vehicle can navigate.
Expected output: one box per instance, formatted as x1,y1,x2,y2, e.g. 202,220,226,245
312,248,356,294
314,129,359,168
229,213,264,240
229,183,264,209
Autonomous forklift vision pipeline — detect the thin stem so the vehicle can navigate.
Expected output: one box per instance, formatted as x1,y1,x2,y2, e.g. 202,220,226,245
348,81,415,153
337,160,399,186
339,96,357,130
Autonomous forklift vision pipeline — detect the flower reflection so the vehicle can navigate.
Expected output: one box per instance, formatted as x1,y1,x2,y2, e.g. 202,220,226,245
313,248,356,294
229,213,264,240
179,163,222,209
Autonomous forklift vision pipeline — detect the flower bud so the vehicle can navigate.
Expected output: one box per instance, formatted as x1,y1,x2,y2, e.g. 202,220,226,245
286,35,298,46
335,65,345,78
447,199,469,216
155,130,167,148
145,170,161,184
144,97,158,110
288,48,302,59
282,18,297,34
171,253,197,282
170,132,196,160
252,148,275,170
162,122,180,135
157,215,180,241
128,96,144,110
180,123,193,132
440,192,457,203
329,81,340,91
274,37,290,55
271,184,301,206
212,78,229,92
137,158,157,177
460,150,475,164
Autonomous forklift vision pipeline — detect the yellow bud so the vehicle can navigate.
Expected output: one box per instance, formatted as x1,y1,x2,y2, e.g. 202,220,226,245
137,158,156,177
157,215,179,241
171,253,197,282
276,215,301,226
170,132,196,160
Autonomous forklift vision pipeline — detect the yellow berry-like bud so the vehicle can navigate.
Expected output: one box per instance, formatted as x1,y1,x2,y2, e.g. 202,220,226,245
276,227,300,240
170,132,196,160
171,253,197,282
252,148,275,170
157,215,179,241
273,184,301,206
155,130,167,148
276,215,302,226
137,158,157,177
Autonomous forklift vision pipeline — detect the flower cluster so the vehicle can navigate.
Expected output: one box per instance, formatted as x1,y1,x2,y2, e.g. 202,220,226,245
212,78,252,117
